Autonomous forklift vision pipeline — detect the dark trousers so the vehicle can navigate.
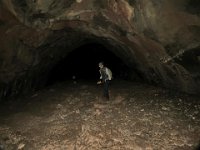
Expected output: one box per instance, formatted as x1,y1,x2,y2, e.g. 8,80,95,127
103,80,110,99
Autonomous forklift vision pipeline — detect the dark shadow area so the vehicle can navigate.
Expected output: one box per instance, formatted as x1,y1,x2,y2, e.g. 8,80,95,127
195,144,200,150
186,0,200,15
174,47,200,85
46,43,132,86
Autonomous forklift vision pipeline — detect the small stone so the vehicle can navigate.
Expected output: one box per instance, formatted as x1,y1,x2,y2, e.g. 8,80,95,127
18,143,25,150
134,131,142,136
56,104,63,109
76,109,80,114
76,0,82,3
104,140,113,148
94,109,101,116
146,145,153,150
162,106,170,111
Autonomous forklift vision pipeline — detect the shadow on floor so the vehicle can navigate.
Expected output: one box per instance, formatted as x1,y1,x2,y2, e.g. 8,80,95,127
195,144,200,150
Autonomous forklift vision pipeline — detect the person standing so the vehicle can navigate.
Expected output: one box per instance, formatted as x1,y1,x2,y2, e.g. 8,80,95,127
97,62,112,100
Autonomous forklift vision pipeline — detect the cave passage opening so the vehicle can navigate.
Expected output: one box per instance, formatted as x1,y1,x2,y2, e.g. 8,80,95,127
46,43,134,86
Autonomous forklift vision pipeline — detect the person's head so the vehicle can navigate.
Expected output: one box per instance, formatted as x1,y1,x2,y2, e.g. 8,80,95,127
98,62,104,69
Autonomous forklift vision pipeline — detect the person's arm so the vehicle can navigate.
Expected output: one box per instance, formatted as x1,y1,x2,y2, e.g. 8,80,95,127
99,70,102,79
97,70,102,84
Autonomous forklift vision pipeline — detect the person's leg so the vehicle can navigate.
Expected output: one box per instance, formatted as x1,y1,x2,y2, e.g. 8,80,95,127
103,80,110,99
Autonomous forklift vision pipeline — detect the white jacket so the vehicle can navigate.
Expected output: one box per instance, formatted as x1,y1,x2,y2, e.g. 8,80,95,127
100,67,112,81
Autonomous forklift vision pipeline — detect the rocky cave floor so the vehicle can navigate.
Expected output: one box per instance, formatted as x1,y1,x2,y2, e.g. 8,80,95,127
0,80,199,150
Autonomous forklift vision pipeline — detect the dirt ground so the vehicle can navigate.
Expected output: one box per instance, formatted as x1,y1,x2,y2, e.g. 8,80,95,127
0,80,199,150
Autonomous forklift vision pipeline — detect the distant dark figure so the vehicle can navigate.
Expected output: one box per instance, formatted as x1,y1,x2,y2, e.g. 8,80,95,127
97,62,112,100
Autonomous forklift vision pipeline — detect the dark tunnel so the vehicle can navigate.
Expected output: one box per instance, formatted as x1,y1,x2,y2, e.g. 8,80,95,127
46,43,134,86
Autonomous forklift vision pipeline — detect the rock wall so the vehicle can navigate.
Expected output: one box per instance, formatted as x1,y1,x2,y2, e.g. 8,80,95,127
0,0,200,100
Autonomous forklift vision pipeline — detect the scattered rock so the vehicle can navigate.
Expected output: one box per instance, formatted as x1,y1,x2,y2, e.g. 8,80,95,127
0,81,199,149
94,109,102,116
56,104,63,109
18,143,25,150
94,103,107,109
75,109,80,114
76,0,82,3
146,145,153,150
162,106,170,111
154,93,159,96
134,131,142,136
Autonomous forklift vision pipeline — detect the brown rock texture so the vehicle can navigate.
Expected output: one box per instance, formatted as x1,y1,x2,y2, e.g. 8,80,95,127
0,0,200,99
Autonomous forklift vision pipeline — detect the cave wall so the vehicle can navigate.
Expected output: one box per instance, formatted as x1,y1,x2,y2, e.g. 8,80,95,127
0,0,200,100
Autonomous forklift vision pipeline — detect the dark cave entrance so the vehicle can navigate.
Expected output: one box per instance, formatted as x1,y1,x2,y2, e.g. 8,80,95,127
46,43,132,86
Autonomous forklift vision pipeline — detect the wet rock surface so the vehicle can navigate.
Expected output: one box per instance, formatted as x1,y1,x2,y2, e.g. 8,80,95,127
0,80,199,150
